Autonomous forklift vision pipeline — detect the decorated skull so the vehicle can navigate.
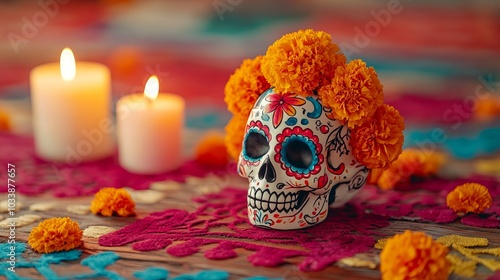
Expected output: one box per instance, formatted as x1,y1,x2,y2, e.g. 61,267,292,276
238,88,368,230
225,29,405,230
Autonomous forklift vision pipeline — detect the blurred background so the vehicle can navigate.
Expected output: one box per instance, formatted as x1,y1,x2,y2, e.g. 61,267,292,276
1,0,499,162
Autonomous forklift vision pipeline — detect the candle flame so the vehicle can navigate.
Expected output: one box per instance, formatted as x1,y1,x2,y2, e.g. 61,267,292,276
60,48,76,81
144,75,159,100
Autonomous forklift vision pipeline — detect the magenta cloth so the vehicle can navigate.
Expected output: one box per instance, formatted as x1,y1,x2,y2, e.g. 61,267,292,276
352,176,500,228
388,94,474,124
99,188,390,272
0,132,226,197
489,271,500,280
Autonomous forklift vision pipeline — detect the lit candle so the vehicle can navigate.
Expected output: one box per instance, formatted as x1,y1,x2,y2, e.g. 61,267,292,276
30,48,114,164
117,75,185,174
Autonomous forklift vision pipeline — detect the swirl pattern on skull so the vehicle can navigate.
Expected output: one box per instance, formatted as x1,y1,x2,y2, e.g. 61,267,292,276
238,88,368,229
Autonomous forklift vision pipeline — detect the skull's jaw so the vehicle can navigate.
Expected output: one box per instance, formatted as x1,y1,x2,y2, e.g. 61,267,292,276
247,187,328,230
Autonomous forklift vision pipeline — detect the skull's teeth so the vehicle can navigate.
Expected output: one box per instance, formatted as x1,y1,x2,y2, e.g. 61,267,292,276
269,193,277,212
277,193,285,212
248,188,302,213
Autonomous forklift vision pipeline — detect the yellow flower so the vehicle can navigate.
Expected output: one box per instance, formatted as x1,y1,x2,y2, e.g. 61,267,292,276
28,217,82,253
225,115,247,161
90,187,135,217
224,55,270,117
446,183,492,214
380,230,450,280
261,29,343,96
350,104,405,169
318,59,383,129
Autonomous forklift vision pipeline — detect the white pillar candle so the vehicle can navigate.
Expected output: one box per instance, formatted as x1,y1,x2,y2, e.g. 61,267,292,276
30,48,114,165
117,75,184,174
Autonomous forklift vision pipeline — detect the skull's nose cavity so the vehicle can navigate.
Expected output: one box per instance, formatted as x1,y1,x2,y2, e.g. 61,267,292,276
258,156,276,183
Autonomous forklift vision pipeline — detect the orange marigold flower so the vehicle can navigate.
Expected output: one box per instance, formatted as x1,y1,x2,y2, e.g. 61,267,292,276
350,104,405,169
28,217,83,253
261,29,343,97
318,59,383,129
367,168,384,185
446,183,492,214
0,109,10,132
225,115,247,160
224,55,270,117
380,230,450,280
414,149,446,177
376,148,445,190
90,187,135,217
195,131,229,167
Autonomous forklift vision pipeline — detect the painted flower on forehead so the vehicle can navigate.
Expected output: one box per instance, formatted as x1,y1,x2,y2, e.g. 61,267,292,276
262,29,344,96
380,230,450,280
318,59,384,129
28,217,82,253
264,92,306,128
90,187,135,217
447,182,492,214
350,104,405,169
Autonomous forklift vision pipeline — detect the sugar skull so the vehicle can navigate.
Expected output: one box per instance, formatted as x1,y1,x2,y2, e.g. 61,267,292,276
238,88,368,230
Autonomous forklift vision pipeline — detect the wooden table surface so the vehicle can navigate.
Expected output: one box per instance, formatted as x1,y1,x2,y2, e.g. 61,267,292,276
1,175,499,280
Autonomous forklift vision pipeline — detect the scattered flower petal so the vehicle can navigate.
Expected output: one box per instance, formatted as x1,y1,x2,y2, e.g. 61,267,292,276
0,200,23,213
83,226,116,238
338,256,377,269
67,204,90,215
149,180,181,192
124,189,166,204
0,214,42,228
29,202,57,212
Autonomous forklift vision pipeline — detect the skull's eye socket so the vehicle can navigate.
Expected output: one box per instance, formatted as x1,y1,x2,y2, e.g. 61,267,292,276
284,140,313,169
244,132,269,160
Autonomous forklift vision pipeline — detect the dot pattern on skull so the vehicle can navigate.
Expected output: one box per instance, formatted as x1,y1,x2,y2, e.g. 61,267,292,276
99,187,389,272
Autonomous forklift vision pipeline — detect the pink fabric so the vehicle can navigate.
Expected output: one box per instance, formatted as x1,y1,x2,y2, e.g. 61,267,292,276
99,188,389,271
461,214,500,228
0,132,228,197
352,178,500,228
489,271,500,280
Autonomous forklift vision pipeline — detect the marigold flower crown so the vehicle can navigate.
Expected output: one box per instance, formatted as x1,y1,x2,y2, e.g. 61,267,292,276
224,29,405,169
